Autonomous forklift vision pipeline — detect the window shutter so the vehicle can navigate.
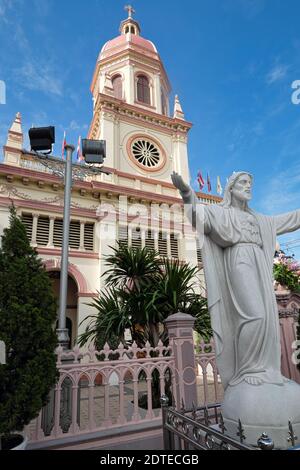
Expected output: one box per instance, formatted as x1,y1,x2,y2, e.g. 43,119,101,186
131,228,142,250
53,219,63,247
21,213,33,242
84,223,94,251
158,232,168,257
36,216,50,246
170,233,179,259
69,221,80,249
145,229,155,251
197,247,202,264
118,225,128,247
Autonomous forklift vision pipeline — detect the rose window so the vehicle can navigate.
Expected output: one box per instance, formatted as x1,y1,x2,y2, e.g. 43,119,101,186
131,139,161,168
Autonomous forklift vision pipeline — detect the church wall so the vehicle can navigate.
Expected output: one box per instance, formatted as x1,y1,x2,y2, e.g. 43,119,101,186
0,9,213,348
0,206,10,244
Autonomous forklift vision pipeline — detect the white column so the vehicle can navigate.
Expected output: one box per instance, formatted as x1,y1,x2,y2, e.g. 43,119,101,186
172,135,190,184
167,233,171,258
154,231,159,252
128,226,132,248
32,214,38,247
141,228,146,248
124,64,135,104
100,112,115,168
0,206,10,241
47,216,55,248
79,221,85,251
98,219,117,290
182,235,197,268
154,74,162,114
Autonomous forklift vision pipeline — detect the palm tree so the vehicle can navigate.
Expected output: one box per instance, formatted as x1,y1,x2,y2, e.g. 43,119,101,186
78,244,211,409
78,244,211,349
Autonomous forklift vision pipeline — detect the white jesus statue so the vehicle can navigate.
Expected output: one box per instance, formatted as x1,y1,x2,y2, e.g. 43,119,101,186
172,170,300,448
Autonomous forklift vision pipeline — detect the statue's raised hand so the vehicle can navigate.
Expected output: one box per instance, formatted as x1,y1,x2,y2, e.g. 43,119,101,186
171,171,190,193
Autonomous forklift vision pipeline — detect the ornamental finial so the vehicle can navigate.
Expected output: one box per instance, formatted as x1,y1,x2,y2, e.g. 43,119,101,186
125,5,135,18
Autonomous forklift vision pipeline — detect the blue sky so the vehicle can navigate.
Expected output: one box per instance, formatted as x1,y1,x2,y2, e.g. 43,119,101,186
1,0,300,256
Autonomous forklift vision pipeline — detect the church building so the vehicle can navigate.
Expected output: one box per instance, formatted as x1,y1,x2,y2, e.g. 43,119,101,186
0,7,220,346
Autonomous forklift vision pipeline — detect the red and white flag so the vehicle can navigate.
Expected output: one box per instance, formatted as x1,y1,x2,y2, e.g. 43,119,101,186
61,131,66,159
76,135,83,161
197,171,205,191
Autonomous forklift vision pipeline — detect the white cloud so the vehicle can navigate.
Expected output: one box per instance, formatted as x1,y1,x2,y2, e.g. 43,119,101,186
266,65,288,85
69,120,80,131
16,61,63,97
1,3,65,99
259,162,300,215
0,0,14,22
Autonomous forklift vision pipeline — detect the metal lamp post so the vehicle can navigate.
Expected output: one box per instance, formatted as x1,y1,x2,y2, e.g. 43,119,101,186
56,144,74,349
28,128,107,350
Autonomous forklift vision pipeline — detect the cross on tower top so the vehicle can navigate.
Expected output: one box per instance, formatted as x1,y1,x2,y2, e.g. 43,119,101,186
125,4,135,18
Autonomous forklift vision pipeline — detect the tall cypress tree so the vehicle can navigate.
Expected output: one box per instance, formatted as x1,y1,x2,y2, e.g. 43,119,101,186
0,207,58,436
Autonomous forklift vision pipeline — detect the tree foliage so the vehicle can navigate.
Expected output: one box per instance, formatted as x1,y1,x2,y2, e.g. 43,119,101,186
79,244,212,350
0,207,58,435
273,262,300,293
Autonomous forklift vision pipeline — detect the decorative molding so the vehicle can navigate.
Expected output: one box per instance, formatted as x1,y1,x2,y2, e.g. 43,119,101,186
88,93,192,140
0,162,221,206
39,248,99,260
0,196,100,218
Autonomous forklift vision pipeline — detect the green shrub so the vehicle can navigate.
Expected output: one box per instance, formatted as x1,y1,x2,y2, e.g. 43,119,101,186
0,207,58,436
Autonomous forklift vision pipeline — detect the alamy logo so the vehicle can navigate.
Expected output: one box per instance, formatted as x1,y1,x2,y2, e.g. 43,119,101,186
291,340,300,365
291,80,300,105
0,80,6,105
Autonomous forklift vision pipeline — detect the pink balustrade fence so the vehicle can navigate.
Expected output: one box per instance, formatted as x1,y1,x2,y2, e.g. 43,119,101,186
27,341,175,446
26,307,297,448
194,339,223,405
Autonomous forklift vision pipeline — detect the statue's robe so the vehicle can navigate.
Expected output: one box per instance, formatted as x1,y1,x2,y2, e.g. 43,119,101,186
183,189,300,389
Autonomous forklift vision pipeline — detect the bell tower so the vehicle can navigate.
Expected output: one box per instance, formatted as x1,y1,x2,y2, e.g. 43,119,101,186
88,6,192,184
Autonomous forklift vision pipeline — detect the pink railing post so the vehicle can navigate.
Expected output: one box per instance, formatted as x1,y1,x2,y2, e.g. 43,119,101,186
165,312,197,410
118,379,126,425
88,383,96,430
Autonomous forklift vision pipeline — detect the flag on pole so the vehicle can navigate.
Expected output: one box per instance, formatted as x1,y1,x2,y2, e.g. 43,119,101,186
197,171,205,191
217,176,223,195
207,173,211,193
76,135,83,162
61,131,67,159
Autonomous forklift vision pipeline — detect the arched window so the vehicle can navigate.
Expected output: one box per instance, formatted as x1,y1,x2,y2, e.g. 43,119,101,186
125,26,129,33
112,75,123,100
137,75,150,104
161,89,168,116
131,26,135,34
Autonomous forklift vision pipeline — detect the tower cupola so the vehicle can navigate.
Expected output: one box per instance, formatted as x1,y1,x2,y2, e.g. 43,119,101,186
88,6,192,185
120,5,141,36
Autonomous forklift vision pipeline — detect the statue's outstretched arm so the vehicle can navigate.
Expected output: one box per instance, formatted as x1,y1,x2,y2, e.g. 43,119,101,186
171,171,191,196
273,209,300,236
171,171,204,230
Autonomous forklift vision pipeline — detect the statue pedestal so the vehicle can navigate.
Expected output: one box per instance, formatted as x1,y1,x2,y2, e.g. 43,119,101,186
222,380,300,449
